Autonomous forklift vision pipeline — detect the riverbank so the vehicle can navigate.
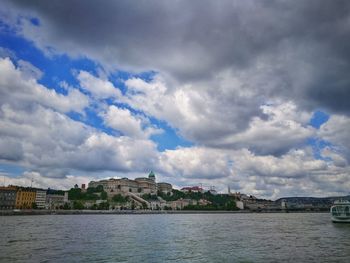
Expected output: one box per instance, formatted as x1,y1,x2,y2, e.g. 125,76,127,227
0,209,329,216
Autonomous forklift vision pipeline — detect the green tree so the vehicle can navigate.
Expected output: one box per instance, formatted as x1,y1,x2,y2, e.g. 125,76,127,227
101,191,108,200
98,202,110,210
95,185,104,192
73,201,84,210
112,194,128,203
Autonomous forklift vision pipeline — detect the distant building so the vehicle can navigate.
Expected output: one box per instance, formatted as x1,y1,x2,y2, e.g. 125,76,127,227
15,187,36,209
208,189,217,195
0,186,17,210
135,177,157,194
170,198,197,210
157,182,172,195
35,189,47,209
148,171,156,182
181,186,203,193
236,201,244,210
46,190,67,209
88,172,172,198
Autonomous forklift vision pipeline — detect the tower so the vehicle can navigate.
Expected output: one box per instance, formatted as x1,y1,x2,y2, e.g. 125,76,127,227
148,171,156,182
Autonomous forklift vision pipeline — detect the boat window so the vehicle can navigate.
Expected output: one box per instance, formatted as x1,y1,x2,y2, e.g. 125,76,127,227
345,206,350,216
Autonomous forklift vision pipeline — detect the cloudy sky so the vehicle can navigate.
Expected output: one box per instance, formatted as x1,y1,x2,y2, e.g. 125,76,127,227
0,0,350,199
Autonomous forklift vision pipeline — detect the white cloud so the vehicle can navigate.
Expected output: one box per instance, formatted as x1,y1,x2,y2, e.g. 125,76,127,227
77,70,122,100
212,101,315,155
0,57,89,113
232,148,327,179
156,145,350,199
159,147,233,180
102,105,162,139
2,171,93,190
0,57,160,179
0,103,160,176
123,77,315,156
319,114,350,158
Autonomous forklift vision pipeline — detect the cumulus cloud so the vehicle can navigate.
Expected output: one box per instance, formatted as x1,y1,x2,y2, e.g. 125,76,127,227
2,171,94,190
211,101,315,155
77,70,122,100
159,147,233,180
102,105,162,139
0,57,160,178
123,77,315,156
123,76,262,145
318,114,350,161
0,103,159,177
0,57,89,113
157,146,350,199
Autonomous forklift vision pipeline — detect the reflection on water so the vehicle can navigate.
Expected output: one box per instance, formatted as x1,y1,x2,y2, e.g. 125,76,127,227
1,213,350,262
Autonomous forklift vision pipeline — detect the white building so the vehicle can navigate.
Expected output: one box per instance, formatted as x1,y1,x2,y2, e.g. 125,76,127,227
35,190,47,209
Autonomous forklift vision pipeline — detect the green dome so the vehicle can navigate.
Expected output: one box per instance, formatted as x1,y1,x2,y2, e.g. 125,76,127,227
148,171,156,180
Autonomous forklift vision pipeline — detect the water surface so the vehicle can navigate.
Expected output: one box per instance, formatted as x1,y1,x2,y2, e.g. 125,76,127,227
1,213,349,262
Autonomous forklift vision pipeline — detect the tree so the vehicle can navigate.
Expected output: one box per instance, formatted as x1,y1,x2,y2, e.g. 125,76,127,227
32,202,38,209
73,201,84,210
101,191,108,200
98,202,110,210
63,203,71,210
112,194,128,203
96,185,104,192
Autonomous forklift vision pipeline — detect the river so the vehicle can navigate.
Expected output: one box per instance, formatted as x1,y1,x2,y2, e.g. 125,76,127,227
1,213,349,262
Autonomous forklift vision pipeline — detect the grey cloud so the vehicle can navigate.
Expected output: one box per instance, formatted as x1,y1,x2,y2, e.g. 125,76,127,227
0,138,23,161
4,0,350,115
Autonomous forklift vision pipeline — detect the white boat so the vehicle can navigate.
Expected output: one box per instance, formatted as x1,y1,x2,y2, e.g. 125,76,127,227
330,200,350,223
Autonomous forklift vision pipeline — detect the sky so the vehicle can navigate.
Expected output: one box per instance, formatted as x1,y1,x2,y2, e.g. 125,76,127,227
0,0,350,199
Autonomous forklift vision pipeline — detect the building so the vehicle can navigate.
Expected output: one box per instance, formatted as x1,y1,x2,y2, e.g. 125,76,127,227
181,186,203,193
0,186,17,210
135,177,157,194
15,187,36,209
236,200,244,210
157,182,172,195
169,198,197,210
46,190,68,209
46,194,65,209
148,171,156,182
88,172,171,198
35,189,47,209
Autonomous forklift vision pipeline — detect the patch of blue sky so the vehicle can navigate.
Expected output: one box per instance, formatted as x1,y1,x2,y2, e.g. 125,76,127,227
307,137,332,161
29,17,40,26
0,26,101,94
69,107,117,136
309,110,329,129
0,163,25,177
108,69,157,95
149,118,193,151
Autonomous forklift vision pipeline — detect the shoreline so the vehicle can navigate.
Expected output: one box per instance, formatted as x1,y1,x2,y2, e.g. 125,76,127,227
0,209,329,216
